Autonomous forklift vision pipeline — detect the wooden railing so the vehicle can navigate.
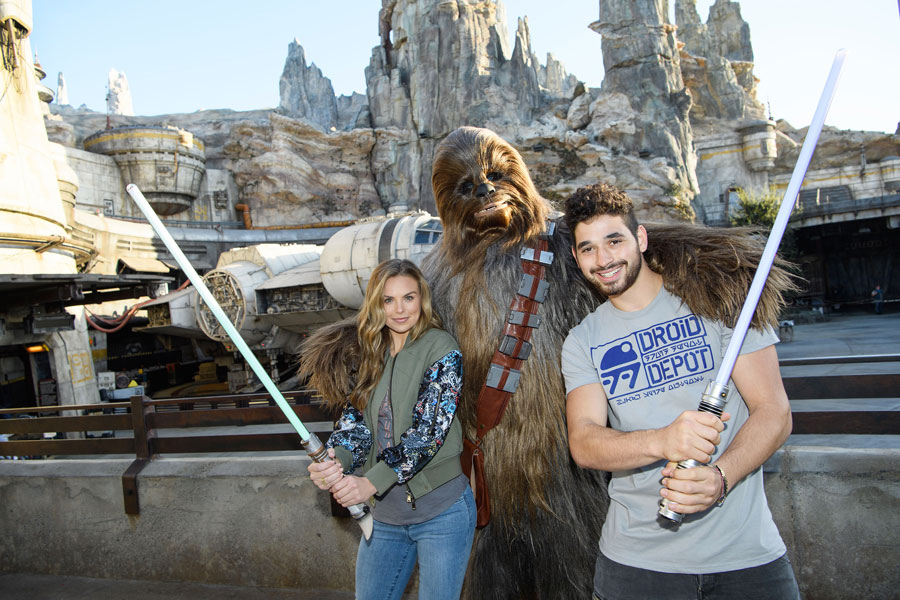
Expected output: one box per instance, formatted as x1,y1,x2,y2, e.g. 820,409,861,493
0,391,337,515
2,357,898,511
782,376,900,435
779,354,900,436
0,391,334,457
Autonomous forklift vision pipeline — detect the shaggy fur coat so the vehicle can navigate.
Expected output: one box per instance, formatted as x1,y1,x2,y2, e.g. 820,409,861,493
299,126,795,600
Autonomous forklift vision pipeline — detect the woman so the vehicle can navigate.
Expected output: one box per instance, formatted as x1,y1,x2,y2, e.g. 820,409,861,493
306,258,474,600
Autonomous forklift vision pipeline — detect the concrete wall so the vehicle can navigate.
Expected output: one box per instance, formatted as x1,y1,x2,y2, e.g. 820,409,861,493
1,448,898,599
54,143,240,226
53,143,122,216
764,446,900,600
0,456,362,592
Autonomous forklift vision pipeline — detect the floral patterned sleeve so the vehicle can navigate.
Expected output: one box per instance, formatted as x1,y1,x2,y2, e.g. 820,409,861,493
326,404,373,473
376,350,463,483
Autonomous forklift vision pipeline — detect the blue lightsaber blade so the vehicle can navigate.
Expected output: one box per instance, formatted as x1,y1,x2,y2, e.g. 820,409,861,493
126,183,372,539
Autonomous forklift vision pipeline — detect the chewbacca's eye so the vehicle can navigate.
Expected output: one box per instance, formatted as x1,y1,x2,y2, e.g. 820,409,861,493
459,181,474,194
486,172,503,182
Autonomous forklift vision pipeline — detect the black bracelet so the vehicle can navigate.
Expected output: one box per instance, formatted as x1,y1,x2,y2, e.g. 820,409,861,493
713,464,728,506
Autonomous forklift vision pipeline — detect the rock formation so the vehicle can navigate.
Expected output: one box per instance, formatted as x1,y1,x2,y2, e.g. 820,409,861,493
675,0,765,124
56,72,68,106
363,0,580,212
224,112,382,223
106,68,134,116
49,0,706,225
775,121,900,172
279,41,339,130
47,0,897,231
587,0,698,204
278,40,370,132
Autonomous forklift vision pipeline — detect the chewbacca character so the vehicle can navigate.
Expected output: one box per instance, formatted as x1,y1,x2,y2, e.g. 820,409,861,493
300,126,794,599
422,126,795,599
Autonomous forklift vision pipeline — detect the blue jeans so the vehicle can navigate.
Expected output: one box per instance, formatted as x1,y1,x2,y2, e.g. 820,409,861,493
593,551,800,600
355,485,476,600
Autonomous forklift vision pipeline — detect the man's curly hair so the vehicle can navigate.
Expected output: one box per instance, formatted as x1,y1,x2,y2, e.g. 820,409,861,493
563,182,639,242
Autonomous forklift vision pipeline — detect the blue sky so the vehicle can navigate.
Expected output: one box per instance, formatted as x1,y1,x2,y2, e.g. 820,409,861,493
30,1,899,133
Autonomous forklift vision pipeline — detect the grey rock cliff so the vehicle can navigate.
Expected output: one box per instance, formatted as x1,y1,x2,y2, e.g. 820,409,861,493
365,0,579,212
590,0,698,197
225,112,381,224
675,0,764,122
279,40,371,132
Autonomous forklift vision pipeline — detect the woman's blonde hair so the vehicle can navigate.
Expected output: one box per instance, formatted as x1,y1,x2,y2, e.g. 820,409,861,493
350,259,442,409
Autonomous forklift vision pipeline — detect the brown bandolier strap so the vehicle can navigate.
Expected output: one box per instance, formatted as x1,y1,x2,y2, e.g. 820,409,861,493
462,222,555,527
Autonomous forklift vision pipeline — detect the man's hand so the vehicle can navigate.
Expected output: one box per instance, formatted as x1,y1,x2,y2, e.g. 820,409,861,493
657,410,731,464
659,463,723,514
568,384,731,472
331,475,377,508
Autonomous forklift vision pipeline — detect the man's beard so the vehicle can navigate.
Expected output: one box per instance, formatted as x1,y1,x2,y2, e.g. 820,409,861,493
588,249,642,298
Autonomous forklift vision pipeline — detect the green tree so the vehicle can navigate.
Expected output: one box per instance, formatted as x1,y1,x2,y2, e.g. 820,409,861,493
729,187,799,263
728,187,785,228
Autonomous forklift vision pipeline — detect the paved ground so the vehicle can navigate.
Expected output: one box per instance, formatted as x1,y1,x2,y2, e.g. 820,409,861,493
0,574,361,599
2,311,897,599
777,310,900,371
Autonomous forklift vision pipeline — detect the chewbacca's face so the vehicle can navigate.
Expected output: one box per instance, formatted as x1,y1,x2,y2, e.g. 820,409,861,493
431,127,548,247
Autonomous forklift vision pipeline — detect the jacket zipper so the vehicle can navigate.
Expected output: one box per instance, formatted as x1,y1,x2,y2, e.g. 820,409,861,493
387,355,416,509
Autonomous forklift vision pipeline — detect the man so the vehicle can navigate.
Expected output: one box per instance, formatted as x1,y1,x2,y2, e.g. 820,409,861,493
872,284,884,314
561,183,800,599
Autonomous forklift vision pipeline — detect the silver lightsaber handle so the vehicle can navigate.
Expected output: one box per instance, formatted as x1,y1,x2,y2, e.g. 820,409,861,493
657,381,728,522
302,435,374,540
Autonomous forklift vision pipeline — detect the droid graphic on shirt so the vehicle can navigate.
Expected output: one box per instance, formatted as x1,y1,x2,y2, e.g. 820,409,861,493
589,314,715,405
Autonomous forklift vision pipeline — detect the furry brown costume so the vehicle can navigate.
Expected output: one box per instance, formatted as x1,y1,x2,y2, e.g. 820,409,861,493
299,126,796,599
423,127,796,599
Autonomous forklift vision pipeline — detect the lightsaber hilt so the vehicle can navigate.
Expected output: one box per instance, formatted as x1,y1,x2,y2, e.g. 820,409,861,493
657,380,729,523
301,434,374,540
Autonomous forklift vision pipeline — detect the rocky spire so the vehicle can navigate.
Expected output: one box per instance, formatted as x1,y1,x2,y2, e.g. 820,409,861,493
278,40,339,130
106,68,134,116
675,0,764,121
706,0,753,62
674,0,709,57
56,72,68,105
540,53,579,99
591,0,698,194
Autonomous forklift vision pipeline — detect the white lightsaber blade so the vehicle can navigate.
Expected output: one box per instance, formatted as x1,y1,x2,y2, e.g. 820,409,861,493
716,48,847,385
658,49,848,524
126,184,373,539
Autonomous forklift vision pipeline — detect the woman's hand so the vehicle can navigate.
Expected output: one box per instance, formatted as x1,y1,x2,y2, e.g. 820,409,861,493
307,447,344,491
330,475,377,508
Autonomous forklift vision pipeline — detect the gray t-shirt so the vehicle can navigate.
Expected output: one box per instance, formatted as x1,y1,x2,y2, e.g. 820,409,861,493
561,286,786,574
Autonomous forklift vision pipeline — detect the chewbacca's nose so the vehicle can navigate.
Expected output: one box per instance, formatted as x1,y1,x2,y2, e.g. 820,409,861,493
475,182,495,198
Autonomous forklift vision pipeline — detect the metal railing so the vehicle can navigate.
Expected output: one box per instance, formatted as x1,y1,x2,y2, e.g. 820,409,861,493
790,192,900,221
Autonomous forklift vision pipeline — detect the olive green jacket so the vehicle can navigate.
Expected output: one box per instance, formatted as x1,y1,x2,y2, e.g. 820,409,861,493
330,328,463,500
